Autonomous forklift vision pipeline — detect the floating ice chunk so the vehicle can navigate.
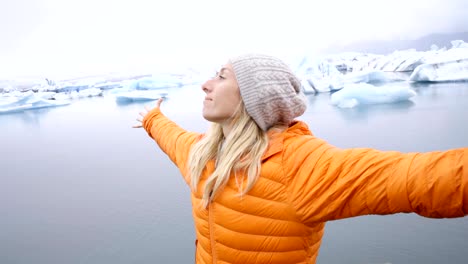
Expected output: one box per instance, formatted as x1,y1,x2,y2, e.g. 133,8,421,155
53,92,72,101
343,70,390,84
297,58,345,93
54,84,90,93
301,69,405,94
304,76,344,93
451,40,468,49
0,91,35,107
131,74,182,90
300,79,315,94
0,104,33,114
93,81,122,90
422,46,468,64
328,40,468,75
36,91,57,100
115,90,168,103
409,59,468,82
394,53,426,72
351,50,427,73
77,88,103,97
330,83,416,108
25,97,70,110
0,92,70,114
107,86,134,95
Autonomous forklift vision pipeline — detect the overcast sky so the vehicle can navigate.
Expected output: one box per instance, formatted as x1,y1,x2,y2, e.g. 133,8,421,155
1,0,467,78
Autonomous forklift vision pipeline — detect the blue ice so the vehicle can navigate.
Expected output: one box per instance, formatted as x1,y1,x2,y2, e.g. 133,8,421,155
330,83,416,108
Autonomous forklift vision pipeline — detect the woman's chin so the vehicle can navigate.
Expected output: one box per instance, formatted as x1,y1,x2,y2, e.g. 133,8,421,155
202,113,215,122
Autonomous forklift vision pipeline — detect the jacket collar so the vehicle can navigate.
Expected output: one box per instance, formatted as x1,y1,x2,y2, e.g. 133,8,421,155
261,121,312,161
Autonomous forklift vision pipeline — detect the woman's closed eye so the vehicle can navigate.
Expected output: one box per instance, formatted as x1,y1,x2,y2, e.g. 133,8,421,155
214,71,226,80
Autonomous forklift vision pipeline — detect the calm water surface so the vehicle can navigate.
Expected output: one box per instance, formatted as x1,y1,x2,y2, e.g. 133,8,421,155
1,82,467,264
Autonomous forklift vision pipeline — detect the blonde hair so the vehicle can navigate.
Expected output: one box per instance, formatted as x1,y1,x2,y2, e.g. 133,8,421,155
188,102,269,208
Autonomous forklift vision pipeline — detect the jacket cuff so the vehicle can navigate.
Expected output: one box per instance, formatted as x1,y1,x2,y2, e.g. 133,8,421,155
142,107,162,137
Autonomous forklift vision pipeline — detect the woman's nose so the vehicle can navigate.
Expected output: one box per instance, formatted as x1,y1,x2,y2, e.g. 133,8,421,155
201,79,212,93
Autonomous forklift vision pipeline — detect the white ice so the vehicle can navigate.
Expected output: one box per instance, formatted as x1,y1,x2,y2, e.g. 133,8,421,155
409,59,468,82
114,90,168,103
297,40,468,95
1,40,468,114
0,91,70,114
130,74,184,90
330,83,416,108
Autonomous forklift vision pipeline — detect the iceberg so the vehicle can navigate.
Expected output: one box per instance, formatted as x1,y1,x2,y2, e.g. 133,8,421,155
327,40,467,72
0,91,70,114
1,39,467,114
114,90,168,103
36,91,57,100
298,59,402,94
301,75,344,94
297,58,346,93
130,74,183,90
409,41,468,82
75,87,103,98
0,104,33,114
409,59,468,82
92,81,122,90
330,83,416,108
296,52,416,94
356,49,428,72
343,70,402,84
297,40,468,92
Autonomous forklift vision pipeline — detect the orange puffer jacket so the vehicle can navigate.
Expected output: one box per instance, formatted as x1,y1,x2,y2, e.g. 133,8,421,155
143,108,467,264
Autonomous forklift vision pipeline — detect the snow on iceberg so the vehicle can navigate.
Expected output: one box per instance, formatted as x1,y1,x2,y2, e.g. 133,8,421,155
300,70,407,94
330,83,416,108
298,59,403,94
325,40,468,75
409,58,468,82
298,40,468,91
297,58,346,93
351,49,429,72
0,91,70,114
408,41,468,82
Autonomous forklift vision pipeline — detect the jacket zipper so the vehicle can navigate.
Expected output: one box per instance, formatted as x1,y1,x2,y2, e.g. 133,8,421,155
208,202,217,263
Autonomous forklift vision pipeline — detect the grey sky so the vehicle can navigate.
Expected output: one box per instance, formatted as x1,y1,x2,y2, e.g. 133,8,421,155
1,0,467,78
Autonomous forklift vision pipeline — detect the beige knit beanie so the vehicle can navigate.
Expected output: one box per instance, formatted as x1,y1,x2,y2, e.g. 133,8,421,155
230,54,307,131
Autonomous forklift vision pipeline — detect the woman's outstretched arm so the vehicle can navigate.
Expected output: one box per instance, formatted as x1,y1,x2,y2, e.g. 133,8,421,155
134,98,201,184
285,134,467,225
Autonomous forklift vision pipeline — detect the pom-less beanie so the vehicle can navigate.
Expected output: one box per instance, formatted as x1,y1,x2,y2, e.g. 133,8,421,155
230,54,307,131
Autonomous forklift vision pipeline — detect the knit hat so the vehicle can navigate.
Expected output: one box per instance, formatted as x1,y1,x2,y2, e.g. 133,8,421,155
230,54,307,131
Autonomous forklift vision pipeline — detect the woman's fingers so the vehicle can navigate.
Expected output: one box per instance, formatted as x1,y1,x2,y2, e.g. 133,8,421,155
142,97,164,113
134,97,164,128
155,97,164,108
132,117,143,128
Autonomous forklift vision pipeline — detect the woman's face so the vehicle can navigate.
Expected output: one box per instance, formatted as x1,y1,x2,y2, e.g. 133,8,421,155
201,63,242,124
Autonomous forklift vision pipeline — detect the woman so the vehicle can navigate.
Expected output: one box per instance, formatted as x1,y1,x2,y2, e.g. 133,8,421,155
134,54,467,264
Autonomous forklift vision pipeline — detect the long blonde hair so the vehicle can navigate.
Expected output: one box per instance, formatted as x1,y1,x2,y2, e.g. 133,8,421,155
188,102,269,208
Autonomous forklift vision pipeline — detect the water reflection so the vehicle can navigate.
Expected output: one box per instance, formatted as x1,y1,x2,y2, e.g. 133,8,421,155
334,100,415,121
1,82,467,264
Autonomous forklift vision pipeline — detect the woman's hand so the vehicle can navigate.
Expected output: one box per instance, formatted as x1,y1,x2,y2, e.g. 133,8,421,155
133,98,164,128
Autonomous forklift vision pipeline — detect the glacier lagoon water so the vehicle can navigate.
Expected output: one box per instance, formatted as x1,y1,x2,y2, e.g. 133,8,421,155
1,82,467,264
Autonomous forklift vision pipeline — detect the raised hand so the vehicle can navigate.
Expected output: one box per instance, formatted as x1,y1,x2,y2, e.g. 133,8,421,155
132,98,164,128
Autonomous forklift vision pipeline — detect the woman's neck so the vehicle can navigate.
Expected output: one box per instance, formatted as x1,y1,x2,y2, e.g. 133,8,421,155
221,122,233,137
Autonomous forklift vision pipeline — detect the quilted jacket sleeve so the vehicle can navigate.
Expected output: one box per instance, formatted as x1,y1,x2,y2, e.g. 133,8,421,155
285,135,468,224
142,108,201,185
